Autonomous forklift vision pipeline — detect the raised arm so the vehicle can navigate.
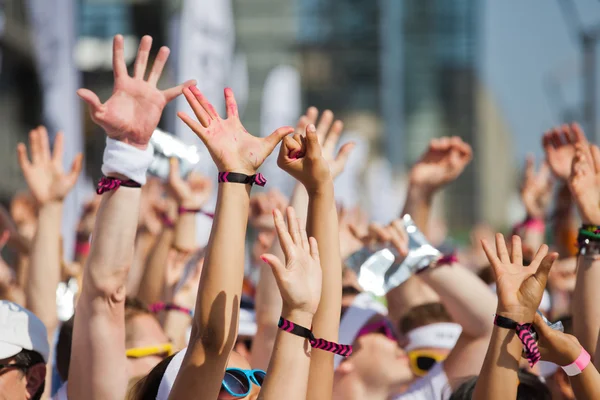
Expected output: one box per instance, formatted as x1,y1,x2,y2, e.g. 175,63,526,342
474,235,557,400
259,207,322,400
167,86,293,399
69,34,192,400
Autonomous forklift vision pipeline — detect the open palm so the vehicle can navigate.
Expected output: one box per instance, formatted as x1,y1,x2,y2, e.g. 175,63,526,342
542,123,586,181
520,155,552,219
482,234,557,322
77,35,194,148
568,142,600,225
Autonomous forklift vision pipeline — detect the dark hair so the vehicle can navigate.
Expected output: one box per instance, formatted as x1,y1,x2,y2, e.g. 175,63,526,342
128,353,177,400
449,369,551,400
14,349,46,400
399,302,453,335
56,316,74,382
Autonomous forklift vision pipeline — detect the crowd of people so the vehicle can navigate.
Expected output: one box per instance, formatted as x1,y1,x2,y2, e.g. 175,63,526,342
1,33,600,400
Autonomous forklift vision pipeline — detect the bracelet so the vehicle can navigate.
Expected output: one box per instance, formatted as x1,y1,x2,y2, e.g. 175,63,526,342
149,302,193,317
577,225,600,255
75,240,91,257
562,347,591,376
177,207,215,219
96,176,141,195
218,172,267,187
278,317,352,357
494,314,541,367
513,217,545,235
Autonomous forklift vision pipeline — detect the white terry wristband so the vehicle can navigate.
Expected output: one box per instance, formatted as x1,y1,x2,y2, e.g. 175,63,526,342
101,137,154,185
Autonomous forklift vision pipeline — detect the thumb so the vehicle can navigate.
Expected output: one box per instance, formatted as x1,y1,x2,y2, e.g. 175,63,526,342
278,135,302,168
334,142,356,170
68,153,84,185
168,158,181,183
305,124,321,159
265,126,295,155
534,252,558,290
76,89,103,113
260,254,286,284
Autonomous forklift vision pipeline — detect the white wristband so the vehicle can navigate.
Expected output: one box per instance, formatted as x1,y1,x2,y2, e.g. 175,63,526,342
561,347,591,377
101,137,154,185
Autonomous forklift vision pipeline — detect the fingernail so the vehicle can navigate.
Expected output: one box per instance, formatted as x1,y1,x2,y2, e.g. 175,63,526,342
260,256,268,263
307,124,316,132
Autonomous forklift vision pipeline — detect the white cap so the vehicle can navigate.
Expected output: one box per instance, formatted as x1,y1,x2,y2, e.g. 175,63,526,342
238,308,257,338
0,300,50,363
405,322,462,351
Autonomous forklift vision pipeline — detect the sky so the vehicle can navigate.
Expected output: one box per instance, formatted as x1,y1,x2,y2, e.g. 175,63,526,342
482,0,600,163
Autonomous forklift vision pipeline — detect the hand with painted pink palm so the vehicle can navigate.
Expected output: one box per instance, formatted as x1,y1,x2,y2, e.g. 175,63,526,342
77,35,194,149
178,87,294,175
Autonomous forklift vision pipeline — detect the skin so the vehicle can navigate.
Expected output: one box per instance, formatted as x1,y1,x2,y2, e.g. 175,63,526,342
126,313,171,379
0,358,45,400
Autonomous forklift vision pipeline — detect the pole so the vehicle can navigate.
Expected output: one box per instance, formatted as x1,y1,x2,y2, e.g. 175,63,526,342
582,32,598,143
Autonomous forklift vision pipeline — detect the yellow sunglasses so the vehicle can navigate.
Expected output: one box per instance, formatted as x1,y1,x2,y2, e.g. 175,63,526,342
125,343,173,359
408,350,447,377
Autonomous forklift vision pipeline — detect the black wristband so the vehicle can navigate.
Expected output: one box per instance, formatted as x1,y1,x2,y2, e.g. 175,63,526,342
218,172,266,186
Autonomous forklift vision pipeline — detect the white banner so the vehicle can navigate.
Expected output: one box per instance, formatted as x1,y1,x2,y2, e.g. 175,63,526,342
260,65,301,197
27,0,89,261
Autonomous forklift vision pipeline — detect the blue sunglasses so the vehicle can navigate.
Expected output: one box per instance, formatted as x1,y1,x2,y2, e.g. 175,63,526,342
221,368,266,398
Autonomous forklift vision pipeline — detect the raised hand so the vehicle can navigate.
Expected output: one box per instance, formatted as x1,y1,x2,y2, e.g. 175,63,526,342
543,123,586,181
17,126,83,205
567,142,600,225
532,313,582,366
178,86,293,175
409,136,472,193
261,207,322,316
77,35,194,148
249,189,288,230
482,234,557,322
521,155,553,219
167,158,212,210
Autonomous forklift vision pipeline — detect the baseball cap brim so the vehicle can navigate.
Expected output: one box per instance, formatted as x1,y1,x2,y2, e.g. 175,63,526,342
0,342,23,361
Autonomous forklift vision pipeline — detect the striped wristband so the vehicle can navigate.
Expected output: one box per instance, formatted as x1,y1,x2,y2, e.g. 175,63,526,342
278,317,352,357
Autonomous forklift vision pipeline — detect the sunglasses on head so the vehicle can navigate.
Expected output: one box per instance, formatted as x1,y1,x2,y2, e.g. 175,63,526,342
408,349,447,377
355,318,397,341
125,343,173,359
221,368,266,398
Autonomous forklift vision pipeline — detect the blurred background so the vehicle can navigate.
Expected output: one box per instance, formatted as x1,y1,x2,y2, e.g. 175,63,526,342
0,0,599,251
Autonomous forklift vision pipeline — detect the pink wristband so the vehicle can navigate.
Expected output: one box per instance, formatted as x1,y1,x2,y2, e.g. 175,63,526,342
562,347,591,376
75,240,91,257
513,218,545,234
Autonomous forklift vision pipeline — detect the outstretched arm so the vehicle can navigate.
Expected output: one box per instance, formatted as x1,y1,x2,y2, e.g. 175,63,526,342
167,86,293,399
69,34,191,400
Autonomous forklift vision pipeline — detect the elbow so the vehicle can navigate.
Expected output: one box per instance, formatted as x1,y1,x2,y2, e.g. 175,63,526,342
84,262,131,300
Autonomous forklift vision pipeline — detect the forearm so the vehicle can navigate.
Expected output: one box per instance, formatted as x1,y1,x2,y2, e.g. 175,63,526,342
573,256,600,356
571,363,600,398
164,309,193,350
174,213,197,251
290,183,310,223
420,264,495,338
401,185,433,236
126,230,156,296
26,202,62,332
473,325,522,400
258,310,313,400
137,226,175,305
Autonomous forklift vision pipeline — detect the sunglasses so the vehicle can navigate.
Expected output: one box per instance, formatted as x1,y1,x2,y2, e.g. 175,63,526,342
355,318,397,341
125,343,173,359
221,368,266,398
408,350,447,377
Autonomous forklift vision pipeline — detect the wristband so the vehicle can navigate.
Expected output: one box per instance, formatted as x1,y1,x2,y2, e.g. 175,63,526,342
75,240,91,257
278,317,352,357
101,137,154,185
513,217,545,235
494,314,541,367
159,212,175,229
177,207,215,219
96,176,142,195
435,253,458,266
149,302,193,317
218,172,267,187
561,347,591,376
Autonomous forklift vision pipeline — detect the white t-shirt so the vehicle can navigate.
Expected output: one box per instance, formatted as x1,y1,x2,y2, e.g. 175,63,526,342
393,363,451,400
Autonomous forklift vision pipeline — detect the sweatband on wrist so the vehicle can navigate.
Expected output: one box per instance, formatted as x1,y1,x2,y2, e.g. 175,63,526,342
149,302,193,317
101,137,154,185
278,317,352,357
561,347,591,376
494,314,541,367
218,172,267,187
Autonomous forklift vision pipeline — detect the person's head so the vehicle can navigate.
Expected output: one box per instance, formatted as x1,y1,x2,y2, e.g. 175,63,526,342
398,302,461,377
449,369,551,400
0,301,49,400
130,349,263,400
124,298,171,379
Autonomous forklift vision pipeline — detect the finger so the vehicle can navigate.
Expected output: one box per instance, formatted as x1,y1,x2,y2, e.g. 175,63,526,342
68,153,83,185
481,239,501,275
534,252,558,289
163,79,197,104
316,110,334,143
273,208,294,258
299,219,309,250
295,115,310,136
52,131,65,165
309,236,320,263
542,131,553,150
133,35,152,79
29,128,41,164
260,253,286,279
147,46,170,86
38,126,51,162
286,207,302,246
334,142,355,173
530,244,549,269
224,87,239,119
388,221,408,257
112,34,128,79
368,223,391,244
76,88,103,113
511,235,523,265
183,87,211,127
280,135,302,161
570,122,587,143
168,158,181,184
550,128,562,148
305,124,321,159
591,145,600,174
539,161,551,182
495,233,510,263
264,126,295,156
323,119,343,155
16,143,31,174
190,86,219,119
177,111,207,144
306,107,318,125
